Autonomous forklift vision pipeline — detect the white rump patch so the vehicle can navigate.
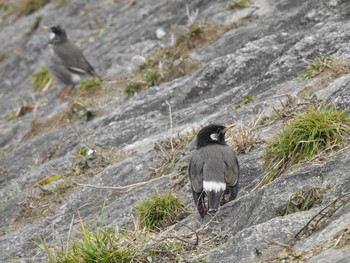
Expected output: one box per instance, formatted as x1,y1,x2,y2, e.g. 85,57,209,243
71,74,81,83
210,133,219,141
203,181,226,192
49,32,55,41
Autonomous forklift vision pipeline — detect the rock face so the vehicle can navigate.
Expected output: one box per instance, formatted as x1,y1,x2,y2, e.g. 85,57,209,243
1,0,350,262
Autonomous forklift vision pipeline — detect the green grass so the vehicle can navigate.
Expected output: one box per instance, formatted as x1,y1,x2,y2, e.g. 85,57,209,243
39,215,187,262
234,95,255,109
77,76,102,93
226,0,250,10
278,187,327,216
296,56,335,81
30,174,63,187
135,190,184,230
31,15,42,31
124,82,143,97
263,106,350,184
73,145,104,170
39,223,137,263
32,67,51,91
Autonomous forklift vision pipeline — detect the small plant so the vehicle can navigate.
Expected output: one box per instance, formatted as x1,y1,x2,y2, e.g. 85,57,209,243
143,67,160,86
135,190,184,230
234,95,255,109
73,145,98,169
77,76,102,94
124,81,143,97
263,106,350,185
30,15,42,31
278,186,327,216
32,67,51,91
226,0,250,10
297,56,335,81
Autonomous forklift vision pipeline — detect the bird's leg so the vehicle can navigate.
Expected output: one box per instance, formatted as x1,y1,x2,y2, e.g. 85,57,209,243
201,192,208,213
59,86,69,100
66,84,76,97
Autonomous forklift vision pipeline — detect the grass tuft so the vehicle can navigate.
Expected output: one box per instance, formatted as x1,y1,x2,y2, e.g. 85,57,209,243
226,0,251,10
32,67,51,91
77,76,102,94
72,145,108,171
124,81,143,97
234,95,255,109
296,56,335,81
39,215,188,262
278,186,327,216
263,106,350,185
135,190,184,230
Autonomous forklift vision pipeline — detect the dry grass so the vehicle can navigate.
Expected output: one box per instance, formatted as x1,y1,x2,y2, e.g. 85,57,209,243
150,129,197,178
23,98,94,140
13,145,128,229
124,12,257,97
297,57,350,99
227,119,263,155
5,100,36,121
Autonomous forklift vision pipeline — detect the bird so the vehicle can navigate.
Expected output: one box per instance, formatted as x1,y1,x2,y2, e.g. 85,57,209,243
42,25,100,98
188,124,240,218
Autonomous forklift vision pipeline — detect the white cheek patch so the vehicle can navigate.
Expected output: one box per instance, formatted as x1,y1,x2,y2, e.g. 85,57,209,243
210,133,219,141
203,181,226,193
49,32,55,41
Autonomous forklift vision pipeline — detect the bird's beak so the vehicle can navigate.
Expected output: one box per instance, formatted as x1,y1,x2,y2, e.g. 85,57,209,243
224,124,235,130
42,25,49,31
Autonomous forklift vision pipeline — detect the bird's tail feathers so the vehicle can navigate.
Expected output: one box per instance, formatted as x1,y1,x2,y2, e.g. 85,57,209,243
207,190,222,214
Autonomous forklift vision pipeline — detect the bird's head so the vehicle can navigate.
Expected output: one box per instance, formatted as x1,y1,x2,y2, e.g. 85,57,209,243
42,25,68,44
196,124,234,149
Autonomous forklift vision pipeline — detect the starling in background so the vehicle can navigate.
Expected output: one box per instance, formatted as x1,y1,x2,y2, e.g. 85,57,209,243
188,124,240,218
42,25,100,98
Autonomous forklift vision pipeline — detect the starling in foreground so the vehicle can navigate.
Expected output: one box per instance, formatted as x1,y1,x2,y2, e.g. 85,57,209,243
188,124,240,218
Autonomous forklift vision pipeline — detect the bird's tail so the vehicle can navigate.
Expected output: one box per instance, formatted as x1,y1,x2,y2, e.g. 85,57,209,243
207,191,222,215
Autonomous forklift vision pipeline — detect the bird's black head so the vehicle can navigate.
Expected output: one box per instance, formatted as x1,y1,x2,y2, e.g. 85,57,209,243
196,124,234,149
48,25,68,44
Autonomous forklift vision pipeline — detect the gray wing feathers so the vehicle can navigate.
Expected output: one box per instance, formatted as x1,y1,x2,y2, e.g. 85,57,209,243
52,43,97,76
188,152,204,193
223,146,240,186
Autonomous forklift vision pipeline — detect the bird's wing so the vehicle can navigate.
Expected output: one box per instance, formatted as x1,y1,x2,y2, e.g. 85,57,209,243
52,42,98,77
223,146,240,186
188,151,205,193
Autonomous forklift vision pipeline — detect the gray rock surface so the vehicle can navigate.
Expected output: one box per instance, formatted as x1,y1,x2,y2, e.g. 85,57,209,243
1,0,350,262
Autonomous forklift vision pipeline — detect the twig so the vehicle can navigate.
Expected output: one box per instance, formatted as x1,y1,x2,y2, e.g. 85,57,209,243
176,221,200,246
66,214,75,257
165,100,174,151
257,228,292,248
333,229,347,248
294,192,350,240
72,173,173,191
